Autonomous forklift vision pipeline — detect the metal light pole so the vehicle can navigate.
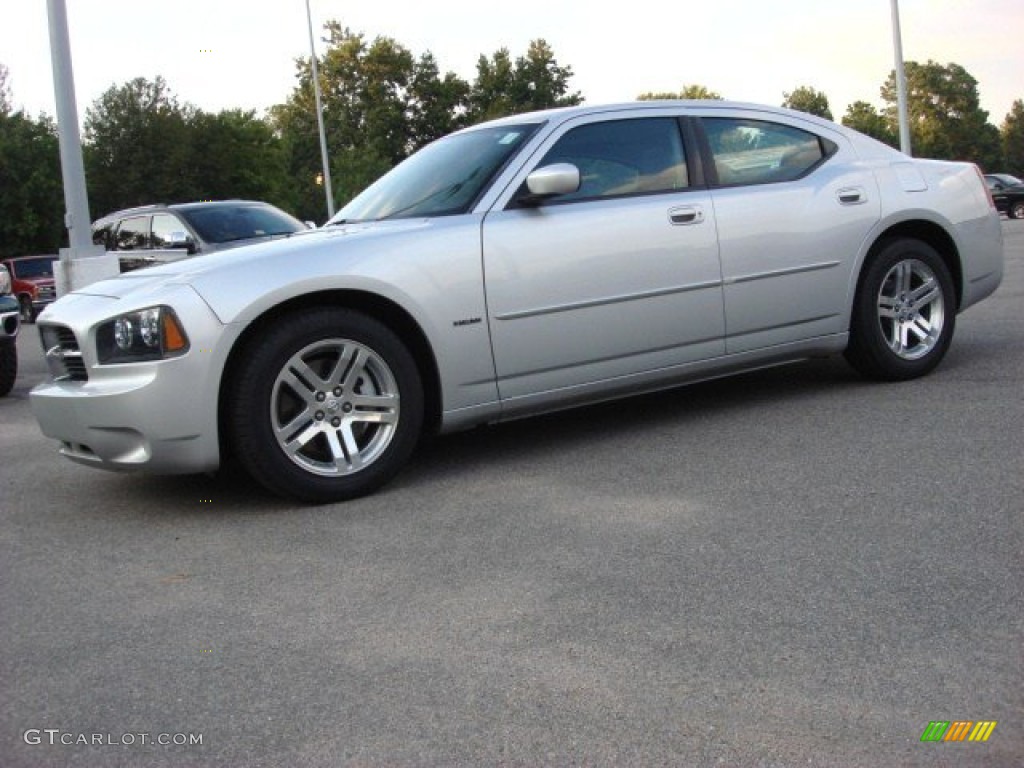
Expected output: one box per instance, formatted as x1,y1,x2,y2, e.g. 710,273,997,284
890,0,912,155
46,0,118,294
305,0,335,219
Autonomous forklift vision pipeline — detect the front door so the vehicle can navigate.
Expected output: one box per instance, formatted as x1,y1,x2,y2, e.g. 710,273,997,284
482,114,725,403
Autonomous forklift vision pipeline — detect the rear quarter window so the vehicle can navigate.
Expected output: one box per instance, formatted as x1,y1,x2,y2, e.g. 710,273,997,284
703,118,836,187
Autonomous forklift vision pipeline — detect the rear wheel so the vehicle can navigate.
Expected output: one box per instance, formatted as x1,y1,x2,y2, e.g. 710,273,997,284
845,238,956,381
227,308,423,503
0,339,16,397
1011,200,1024,220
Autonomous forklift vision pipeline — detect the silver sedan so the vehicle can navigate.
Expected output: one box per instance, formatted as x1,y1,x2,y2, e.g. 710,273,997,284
30,101,1004,502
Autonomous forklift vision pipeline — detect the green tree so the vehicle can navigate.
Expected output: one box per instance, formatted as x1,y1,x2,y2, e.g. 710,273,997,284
467,39,582,122
841,100,897,146
272,23,471,219
84,76,195,216
881,60,1001,167
0,63,11,116
0,110,65,256
189,109,296,210
1001,99,1024,177
782,86,833,120
638,84,722,101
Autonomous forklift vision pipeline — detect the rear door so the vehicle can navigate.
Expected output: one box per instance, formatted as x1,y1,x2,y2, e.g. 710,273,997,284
698,114,881,353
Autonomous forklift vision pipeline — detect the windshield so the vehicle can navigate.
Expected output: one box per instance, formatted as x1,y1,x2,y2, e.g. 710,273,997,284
9,257,57,279
328,123,540,223
181,204,306,244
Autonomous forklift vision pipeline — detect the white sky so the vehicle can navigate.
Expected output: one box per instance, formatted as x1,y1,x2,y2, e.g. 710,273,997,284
1,0,1022,127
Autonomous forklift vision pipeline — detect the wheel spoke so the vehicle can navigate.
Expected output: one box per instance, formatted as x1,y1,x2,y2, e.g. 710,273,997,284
284,358,326,393
878,295,899,319
282,422,320,456
910,315,933,342
909,280,937,311
324,429,351,471
352,392,398,413
339,424,363,470
896,261,912,294
325,345,357,389
275,407,314,439
889,320,905,355
340,348,369,391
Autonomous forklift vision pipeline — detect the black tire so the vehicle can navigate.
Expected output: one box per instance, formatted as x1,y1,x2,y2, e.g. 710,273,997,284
227,308,424,503
845,238,956,381
1011,200,1024,220
19,296,36,324
0,339,17,397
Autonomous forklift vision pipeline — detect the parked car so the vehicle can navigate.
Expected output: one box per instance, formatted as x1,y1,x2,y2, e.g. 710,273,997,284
91,200,310,271
2,255,58,323
984,173,1024,219
30,101,1004,502
0,264,19,397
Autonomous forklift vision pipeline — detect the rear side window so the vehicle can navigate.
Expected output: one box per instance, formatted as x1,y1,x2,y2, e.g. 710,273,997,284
114,216,150,250
536,117,689,203
703,118,834,186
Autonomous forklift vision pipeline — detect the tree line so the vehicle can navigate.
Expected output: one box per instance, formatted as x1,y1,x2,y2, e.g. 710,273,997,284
1,28,1022,258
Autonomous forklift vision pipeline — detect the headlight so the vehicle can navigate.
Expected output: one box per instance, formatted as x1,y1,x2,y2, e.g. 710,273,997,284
96,306,190,364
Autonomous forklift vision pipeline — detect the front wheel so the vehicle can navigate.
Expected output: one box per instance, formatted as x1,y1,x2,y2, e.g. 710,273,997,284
1011,200,1024,220
844,238,956,381
227,308,424,503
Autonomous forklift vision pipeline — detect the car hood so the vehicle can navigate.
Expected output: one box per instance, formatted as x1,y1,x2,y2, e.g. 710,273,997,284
66,219,436,310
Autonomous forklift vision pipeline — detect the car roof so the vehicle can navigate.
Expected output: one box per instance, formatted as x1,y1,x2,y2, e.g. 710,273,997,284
476,99,842,129
93,200,270,225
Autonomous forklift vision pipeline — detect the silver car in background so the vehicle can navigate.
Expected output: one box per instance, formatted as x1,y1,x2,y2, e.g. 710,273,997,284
30,101,1004,502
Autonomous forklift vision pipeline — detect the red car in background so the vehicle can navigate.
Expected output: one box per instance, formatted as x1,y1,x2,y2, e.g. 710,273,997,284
2,255,58,323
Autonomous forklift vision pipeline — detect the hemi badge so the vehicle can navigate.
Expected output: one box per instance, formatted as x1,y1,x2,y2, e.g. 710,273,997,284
453,317,482,327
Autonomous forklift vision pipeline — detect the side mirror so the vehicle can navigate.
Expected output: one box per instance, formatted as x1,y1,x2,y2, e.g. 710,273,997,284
525,163,581,198
304,221,317,230
166,232,196,254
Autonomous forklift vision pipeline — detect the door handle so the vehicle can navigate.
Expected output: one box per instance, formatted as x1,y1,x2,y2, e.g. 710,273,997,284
668,205,704,225
837,187,866,205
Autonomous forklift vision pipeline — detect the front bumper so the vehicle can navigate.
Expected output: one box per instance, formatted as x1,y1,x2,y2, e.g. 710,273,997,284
29,286,230,474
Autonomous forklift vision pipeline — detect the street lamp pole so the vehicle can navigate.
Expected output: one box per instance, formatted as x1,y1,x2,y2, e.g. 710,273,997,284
306,0,335,220
890,0,912,155
46,0,118,294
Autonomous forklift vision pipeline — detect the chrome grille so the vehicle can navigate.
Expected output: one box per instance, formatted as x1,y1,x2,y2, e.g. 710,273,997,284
41,325,89,382
37,285,56,301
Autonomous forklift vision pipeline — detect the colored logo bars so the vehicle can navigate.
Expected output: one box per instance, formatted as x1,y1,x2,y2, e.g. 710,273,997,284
920,721,997,743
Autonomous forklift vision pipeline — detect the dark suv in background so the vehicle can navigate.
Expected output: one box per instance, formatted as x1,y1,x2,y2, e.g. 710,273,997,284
1,255,58,323
984,174,1024,219
0,263,19,396
91,200,310,271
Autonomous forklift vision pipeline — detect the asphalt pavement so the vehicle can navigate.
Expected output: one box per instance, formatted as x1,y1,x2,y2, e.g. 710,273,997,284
2,222,1022,767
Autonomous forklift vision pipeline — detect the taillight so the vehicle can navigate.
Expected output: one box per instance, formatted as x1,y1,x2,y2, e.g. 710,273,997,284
974,165,996,210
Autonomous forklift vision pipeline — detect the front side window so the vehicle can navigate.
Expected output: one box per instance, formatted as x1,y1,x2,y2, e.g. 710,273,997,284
328,123,540,223
150,213,193,249
535,118,689,203
114,216,150,251
703,118,833,186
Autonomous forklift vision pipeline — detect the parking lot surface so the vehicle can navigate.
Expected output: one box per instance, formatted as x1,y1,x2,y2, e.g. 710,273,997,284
2,223,1022,767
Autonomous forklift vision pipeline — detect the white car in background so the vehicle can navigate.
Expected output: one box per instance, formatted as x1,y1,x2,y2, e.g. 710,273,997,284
30,101,1004,502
